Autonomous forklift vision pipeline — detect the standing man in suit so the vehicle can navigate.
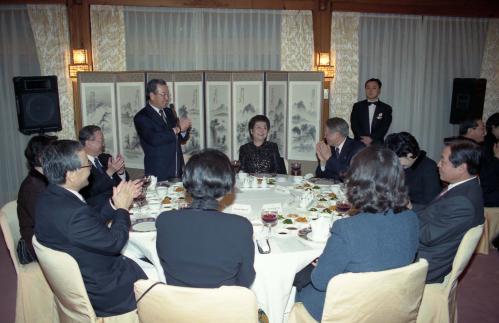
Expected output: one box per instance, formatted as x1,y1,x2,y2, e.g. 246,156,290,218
79,125,128,210
316,117,365,181
134,79,191,181
350,78,392,146
417,140,484,283
35,140,146,317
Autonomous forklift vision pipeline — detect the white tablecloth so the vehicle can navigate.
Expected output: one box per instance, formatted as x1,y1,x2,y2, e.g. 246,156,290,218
122,176,327,323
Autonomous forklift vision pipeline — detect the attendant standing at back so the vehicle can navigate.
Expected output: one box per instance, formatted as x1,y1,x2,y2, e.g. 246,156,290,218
134,79,192,181
350,78,392,146
156,149,255,288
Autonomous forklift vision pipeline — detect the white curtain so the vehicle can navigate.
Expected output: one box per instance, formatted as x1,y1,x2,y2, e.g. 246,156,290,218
358,14,488,160
329,12,360,123
480,19,499,121
28,4,74,139
91,5,126,71
280,10,314,71
0,5,41,206
125,7,282,71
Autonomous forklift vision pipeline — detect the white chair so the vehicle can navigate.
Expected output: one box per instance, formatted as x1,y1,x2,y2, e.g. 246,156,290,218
32,235,139,323
0,200,58,323
134,279,259,323
288,259,429,323
417,224,484,323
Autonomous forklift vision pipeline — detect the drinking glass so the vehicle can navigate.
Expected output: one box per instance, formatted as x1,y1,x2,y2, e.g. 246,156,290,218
231,160,241,173
336,200,352,215
290,162,302,176
260,210,278,238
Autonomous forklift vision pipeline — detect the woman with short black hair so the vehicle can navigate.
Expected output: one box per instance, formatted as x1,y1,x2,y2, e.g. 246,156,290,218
156,149,256,288
384,132,441,208
17,134,57,262
238,115,286,174
295,146,419,321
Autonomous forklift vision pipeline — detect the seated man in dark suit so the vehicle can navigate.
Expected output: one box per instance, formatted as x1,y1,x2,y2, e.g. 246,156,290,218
78,125,128,210
350,78,392,146
315,117,364,181
35,140,146,317
417,140,484,283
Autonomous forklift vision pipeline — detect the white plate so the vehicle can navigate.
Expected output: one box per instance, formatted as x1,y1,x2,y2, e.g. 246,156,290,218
131,218,156,232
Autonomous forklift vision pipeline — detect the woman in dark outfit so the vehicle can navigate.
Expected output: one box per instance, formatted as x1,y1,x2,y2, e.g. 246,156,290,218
385,132,441,209
17,134,57,261
156,149,256,288
239,115,286,174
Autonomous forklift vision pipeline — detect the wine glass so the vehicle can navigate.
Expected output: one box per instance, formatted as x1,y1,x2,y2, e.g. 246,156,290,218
336,200,352,215
261,210,278,238
231,160,241,173
142,175,152,190
290,162,302,176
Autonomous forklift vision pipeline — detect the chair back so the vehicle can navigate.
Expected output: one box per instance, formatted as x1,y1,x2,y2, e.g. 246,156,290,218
134,279,259,323
443,224,484,294
0,200,22,273
321,259,428,323
32,235,97,323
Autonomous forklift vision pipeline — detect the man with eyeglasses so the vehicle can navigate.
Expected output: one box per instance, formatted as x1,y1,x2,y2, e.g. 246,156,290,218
34,140,148,317
79,125,128,210
134,79,192,181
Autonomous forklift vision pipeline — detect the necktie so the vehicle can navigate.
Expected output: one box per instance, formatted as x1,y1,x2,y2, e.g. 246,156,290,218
159,109,169,126
94,158,105,173
368,103,376,132
335,147,340,158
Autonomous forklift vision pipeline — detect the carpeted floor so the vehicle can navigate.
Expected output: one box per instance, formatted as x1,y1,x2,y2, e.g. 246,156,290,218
0,228,497,323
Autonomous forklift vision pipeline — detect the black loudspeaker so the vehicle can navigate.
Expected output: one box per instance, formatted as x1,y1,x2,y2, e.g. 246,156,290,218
13,75,62,135
449,78,486,124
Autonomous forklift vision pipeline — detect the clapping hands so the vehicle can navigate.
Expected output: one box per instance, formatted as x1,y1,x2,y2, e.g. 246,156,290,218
112,180,142,210
316,142,332,163
107,154,125,176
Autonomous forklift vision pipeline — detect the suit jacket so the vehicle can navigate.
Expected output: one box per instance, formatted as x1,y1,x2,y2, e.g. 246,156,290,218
80,153,129,210
315,137,364,181
297,210,419,321
17,169,48,258
34,184,146,317
134,104,187,181
405,151,441,208
156,208,255,288
350,99,392,145
417,177,484,283
481,136,499,207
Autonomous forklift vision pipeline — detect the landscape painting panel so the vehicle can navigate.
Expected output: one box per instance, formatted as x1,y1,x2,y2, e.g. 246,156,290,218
174,82,204,157
81,83,117,155
117,82,145,169
206,82,231,158
232,81,263,157
287,81,321,161
266,81,287,158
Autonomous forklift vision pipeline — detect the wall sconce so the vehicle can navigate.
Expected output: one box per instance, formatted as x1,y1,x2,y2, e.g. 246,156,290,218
315,51,335,81
68,49,90,79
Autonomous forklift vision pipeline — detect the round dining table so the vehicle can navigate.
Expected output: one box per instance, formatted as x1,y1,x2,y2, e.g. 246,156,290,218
122,175,336,323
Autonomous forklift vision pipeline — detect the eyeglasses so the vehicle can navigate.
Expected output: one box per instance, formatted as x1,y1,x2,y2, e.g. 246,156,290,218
79,162,91,169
